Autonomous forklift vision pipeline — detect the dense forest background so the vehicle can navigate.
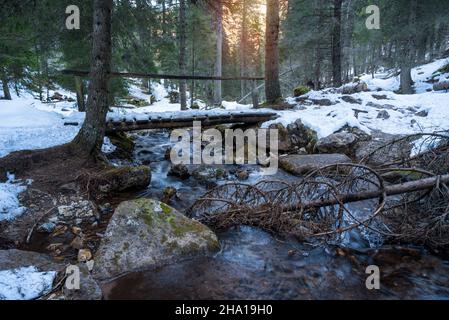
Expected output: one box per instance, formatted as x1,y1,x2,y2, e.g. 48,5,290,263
1,0,448,106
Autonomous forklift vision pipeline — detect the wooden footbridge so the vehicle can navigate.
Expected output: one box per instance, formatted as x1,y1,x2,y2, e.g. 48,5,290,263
62,69,275,133
104,110,278,133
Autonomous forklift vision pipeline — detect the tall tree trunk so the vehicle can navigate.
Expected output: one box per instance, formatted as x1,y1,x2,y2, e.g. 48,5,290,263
214,0,223,106
313,0,324,89
240,0,248,100
343,0,355,81
400,0,417,94
179,0,188,110
71,0,112,154
331,0,343,87
1,69,12,100
162,0,167,34
191,22,195,109
265,0,282,104
75,76,86,112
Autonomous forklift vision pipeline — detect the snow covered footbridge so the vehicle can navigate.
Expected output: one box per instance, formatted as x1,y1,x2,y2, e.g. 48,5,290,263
104,110,278,133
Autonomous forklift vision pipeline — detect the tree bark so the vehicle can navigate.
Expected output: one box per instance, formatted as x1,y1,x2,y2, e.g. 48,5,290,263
71,0,112,155
400,0,417,94
179,0,188,110
213,0,223,106
1,70,12,100
331,0,343,88
240,0,248,100
75,76,86,112
265,0,282,104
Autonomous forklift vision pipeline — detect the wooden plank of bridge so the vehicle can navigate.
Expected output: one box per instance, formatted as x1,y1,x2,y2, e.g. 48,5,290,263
105,111,278,133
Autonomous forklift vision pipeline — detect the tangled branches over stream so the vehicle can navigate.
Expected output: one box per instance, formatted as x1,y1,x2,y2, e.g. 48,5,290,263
188,131,449,248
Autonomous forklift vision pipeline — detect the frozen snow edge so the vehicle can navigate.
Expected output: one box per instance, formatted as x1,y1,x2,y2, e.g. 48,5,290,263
0,266,56,300
0,173,28,222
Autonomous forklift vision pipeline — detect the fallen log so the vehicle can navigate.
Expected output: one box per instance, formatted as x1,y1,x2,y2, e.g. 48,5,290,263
289,173,449,211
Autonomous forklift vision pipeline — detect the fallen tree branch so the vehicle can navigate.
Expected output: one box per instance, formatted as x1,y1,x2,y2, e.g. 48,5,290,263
292,174,449,211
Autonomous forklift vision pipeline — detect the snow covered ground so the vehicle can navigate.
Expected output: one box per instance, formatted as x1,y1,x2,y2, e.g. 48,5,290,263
0,89,83,158
0,266,56,300
262,58,449,138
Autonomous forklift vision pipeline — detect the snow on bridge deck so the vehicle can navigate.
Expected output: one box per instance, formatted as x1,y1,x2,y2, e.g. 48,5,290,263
105,109,279,133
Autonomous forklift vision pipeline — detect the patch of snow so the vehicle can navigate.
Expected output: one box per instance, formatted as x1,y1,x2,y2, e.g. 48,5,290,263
102,137,117,154
151,82,169,101
361,58,449,93
0,173,27,222
222,101,252,110
0,266,56,300
0,93,83,157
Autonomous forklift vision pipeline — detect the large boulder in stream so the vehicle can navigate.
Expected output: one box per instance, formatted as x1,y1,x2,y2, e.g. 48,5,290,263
279,154,352,176
355,131,413,166
315,132,357,156
93,199,220,281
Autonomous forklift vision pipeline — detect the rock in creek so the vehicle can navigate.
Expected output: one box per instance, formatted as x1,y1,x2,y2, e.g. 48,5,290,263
316,132,357,155
355,130,413,166
168,164,190,180
93,199,220,281
59,263,102,300
97,166,151,193
279,154,352,176
0,249,63,272
286,119,318,151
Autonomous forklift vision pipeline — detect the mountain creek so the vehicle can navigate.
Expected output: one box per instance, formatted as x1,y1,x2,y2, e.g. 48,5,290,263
2,128,448,300
98,130,449,300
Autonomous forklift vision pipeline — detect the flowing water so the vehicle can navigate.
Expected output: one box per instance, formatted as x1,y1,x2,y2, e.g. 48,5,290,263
103,129,449,300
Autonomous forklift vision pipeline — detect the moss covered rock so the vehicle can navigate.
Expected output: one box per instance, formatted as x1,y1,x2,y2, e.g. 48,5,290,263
98,165,151,193
293,85,310,97
106,132,135,159
93,199,219,280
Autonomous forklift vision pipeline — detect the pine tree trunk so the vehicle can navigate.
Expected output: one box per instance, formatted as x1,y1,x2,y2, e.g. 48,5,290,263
240,0,248,100
313,0,324,89
400,0,417,94
1,69,12,100
332,0,343,87
2,77,12,100
75,76,86,112
400,65,413,94
71,0,112,155
179,0,188,110
265,0,282,104
214,0,223,106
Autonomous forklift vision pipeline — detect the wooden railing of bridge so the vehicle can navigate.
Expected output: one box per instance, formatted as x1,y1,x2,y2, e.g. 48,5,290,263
62,69,264,110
